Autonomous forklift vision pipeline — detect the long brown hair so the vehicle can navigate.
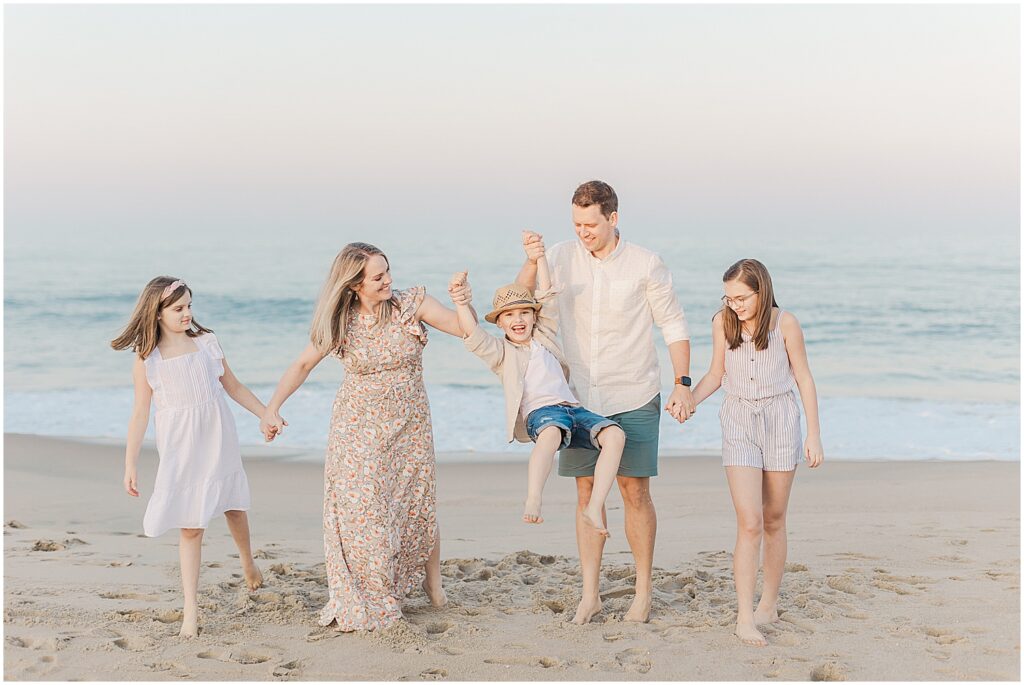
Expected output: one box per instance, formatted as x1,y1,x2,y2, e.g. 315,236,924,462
110,276,213,358
721,259,778,351
309,242,399,356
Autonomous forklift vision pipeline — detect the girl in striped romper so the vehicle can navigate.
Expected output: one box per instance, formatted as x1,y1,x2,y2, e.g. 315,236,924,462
691,258,824,647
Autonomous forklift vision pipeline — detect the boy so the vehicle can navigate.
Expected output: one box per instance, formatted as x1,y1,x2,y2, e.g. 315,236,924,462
449,255,625,537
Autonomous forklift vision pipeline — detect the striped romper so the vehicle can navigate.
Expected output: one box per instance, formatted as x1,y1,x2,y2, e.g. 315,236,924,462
720,310,803,471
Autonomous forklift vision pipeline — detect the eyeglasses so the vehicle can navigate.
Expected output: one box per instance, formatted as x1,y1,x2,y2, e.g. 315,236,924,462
721,291,758,308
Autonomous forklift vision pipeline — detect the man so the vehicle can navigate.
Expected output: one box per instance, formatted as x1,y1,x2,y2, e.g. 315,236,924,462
517,180,694,624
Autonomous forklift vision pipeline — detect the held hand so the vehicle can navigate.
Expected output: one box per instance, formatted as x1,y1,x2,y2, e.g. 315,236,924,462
124,468,139,497
260,411,287,442
805,435,824,468
665,385,696,424
522,230,545,263
448,271,472,305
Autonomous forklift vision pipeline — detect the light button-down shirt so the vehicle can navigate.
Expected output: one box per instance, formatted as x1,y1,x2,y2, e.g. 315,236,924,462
547,236,689,417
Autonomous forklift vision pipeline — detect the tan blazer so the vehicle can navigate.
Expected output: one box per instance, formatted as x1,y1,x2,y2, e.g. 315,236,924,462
463,287,572,443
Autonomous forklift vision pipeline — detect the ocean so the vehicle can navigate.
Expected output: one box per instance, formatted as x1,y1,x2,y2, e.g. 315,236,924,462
4,228,1019,462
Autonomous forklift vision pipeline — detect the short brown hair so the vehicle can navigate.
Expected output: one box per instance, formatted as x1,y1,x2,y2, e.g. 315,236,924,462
571,180,618,219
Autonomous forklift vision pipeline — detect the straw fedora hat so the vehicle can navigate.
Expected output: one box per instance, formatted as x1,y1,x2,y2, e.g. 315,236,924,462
484,283,542,324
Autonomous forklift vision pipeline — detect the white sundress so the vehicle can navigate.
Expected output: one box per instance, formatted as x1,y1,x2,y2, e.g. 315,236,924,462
141,332,251,537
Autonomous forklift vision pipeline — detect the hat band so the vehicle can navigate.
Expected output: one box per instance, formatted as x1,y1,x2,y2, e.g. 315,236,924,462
496,298,537,309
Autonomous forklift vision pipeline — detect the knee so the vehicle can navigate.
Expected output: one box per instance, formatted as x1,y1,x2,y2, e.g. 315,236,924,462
597,425,626,450
616,478,651,509
763,511,787,535
737,516,763,540
537,425,564,446
180,528,204,540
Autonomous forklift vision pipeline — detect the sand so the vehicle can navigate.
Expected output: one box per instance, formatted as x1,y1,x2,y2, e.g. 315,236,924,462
3,433,1020,681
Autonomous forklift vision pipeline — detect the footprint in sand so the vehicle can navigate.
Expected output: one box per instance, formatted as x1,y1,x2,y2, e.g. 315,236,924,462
923,627,968,645
31,540,65,552
6,520,28,529
419,667,448,680
113,636,155,652
99,591,161,601
809,661,846,681
825,575,873,597
614,648,652,674
272,659,302,678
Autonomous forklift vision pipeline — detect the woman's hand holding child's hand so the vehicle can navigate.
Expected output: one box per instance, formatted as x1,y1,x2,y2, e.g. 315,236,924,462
260,412,288,443
448,271,471,305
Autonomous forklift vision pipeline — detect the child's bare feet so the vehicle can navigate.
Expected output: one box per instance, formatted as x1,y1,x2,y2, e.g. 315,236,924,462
243,563,264,591
179,611,199,638
623,593,651,623
753,606,779,625
523,497,544,524
580,507,609,538
422,578,448,608
571,595,602,625
735,622,767,647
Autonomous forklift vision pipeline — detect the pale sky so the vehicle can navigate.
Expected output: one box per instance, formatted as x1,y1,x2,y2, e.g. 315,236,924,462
5,4,1019,247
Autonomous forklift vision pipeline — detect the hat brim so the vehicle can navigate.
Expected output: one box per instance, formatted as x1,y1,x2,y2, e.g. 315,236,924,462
484,301,542,324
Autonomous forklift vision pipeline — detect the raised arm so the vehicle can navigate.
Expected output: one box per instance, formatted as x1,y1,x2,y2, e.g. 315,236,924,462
536,254,552,292
261,342,328,441
516,231,545,289
780,312,824,467
123,357,153,497
691,312,727,405
448,271,478,338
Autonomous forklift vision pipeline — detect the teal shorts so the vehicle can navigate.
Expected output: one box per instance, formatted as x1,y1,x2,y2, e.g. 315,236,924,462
557,394,661,478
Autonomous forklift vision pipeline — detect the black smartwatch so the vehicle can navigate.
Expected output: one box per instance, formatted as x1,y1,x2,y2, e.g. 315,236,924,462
675,375,692,387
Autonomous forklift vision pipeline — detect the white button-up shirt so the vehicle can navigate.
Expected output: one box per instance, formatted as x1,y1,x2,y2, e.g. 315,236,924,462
547,236,689,417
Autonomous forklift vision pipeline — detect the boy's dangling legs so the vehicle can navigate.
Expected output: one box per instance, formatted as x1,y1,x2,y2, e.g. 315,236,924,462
224,510,263,591
178,528,204,638
581,425,626,537
754,469,796,625
523,426,564,524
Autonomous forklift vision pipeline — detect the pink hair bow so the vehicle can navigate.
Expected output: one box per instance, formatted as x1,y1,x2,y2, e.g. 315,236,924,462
161,280,185,299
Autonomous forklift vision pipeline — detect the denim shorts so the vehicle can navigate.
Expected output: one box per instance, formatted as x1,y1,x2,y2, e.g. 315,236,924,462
525,404,619,450
557,394,661,478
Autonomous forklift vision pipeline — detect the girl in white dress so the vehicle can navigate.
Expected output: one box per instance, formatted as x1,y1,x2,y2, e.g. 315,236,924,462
112,276,266,637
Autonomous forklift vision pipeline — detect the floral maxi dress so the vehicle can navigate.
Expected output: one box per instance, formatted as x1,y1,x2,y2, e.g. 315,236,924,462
318,286,438,631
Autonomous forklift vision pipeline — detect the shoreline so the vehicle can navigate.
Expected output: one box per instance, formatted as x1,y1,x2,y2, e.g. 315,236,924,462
4,432,1020,680
4,432,1019,465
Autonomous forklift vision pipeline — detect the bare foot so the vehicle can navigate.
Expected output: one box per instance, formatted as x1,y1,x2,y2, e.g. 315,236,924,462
422,578,448,608
623,593,651,623
243,563,264,591
580,508,609,538
523,497,544,524
571,596,602,625
179,612,199,638
753,606,779,625
735,622,767,647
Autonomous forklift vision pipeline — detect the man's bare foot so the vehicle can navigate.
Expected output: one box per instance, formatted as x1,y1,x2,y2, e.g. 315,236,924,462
623,593,651,623
571,596,602,625
179,612,199,638
523,497,544,524
753,606,779,625
243,563,264,591
422,578,448,608
580,508,609,538
735,622,767,647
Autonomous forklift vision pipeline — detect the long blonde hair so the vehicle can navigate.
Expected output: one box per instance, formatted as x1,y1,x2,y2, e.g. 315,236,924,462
110,276,212,358
721,259,778,351
310,243,399,355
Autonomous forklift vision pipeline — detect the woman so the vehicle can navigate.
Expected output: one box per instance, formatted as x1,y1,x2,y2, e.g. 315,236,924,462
260,242,468,631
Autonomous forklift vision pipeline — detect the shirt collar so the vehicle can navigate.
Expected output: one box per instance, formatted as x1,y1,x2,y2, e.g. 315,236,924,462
576,229,625,263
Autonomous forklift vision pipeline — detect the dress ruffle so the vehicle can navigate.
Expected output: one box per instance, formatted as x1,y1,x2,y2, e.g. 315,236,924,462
397,286,428,344
142,469,250,537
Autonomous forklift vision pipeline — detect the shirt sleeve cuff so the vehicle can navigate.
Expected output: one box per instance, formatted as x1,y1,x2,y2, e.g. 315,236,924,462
661,322,690,345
